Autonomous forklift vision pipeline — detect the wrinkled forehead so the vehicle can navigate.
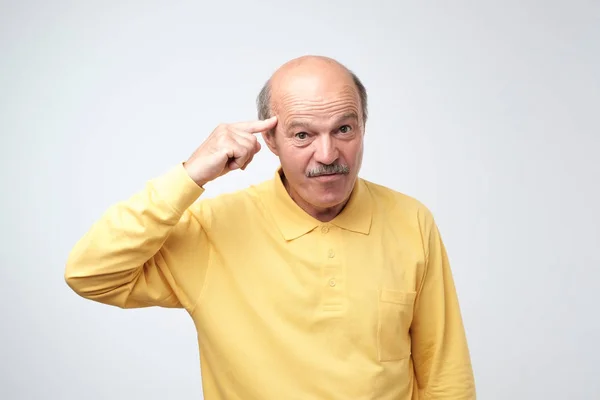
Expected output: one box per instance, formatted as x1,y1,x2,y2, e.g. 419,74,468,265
272,81,362,123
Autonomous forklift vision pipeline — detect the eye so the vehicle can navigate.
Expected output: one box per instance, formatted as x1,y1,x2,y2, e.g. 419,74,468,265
339,125,352,133
295,132,309,140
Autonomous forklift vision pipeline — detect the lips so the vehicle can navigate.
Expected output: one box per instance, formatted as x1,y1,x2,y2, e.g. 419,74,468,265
311,173,343,182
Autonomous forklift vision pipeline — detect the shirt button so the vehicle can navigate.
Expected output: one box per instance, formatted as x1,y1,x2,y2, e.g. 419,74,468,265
328,249,335,258
329,279,336,287
321,225,329,234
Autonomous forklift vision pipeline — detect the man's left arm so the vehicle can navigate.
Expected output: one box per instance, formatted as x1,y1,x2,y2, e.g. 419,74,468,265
410,208,476,399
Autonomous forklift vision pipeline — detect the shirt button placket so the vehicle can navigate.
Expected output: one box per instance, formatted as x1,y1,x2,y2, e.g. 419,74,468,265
319,224,342,312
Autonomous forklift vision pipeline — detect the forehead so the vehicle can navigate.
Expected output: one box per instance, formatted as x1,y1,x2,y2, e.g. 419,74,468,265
280,85,358,108
273,81,361,124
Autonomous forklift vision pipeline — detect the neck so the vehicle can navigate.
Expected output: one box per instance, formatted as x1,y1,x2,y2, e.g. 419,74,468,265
282,174,350,222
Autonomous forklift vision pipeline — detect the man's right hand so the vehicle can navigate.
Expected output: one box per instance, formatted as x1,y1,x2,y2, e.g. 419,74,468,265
183,116,278,187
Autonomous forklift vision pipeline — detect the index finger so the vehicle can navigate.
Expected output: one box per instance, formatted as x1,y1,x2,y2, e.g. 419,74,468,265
233,116,278,133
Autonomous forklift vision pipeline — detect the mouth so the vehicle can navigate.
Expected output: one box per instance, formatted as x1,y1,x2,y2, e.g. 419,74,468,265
310,173,345,181
316,172,337,176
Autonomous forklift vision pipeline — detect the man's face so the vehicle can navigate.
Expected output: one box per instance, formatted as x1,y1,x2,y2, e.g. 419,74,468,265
265,70,365,213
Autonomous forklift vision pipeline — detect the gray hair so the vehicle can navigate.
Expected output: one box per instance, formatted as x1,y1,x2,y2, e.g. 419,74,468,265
256,70,368,130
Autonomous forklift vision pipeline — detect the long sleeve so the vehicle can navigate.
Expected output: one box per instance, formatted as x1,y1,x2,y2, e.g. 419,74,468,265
411,209,476,399
64,163,210,311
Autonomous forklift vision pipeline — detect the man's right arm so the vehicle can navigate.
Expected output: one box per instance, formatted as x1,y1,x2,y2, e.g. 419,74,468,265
64,116,278,310
64,163,208,310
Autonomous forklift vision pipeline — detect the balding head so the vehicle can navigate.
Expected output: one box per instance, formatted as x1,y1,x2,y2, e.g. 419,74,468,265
256,56,368,130
256,55,367,220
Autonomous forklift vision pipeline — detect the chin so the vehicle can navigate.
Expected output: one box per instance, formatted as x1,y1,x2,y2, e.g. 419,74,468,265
307,187,350,209
311,173,353,194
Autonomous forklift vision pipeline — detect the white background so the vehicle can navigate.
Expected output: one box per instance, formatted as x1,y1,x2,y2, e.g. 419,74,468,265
1,1,599,399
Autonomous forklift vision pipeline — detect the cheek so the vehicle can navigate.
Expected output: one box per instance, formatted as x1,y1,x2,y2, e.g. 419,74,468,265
280,143,311,170
356,142,364,162
341,140,364,164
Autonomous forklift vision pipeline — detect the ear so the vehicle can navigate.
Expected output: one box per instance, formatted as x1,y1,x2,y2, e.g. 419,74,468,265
261,129,279,156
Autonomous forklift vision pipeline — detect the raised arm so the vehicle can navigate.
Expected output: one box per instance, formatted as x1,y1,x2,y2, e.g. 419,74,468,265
64,164,208,309
64,116,278,310
411,208,476,399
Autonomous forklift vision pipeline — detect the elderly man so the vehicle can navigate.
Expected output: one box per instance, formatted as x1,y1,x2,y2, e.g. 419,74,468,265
65,55,475,399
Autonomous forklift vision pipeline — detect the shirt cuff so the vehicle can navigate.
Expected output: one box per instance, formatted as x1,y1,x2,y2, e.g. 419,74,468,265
150,163,205,215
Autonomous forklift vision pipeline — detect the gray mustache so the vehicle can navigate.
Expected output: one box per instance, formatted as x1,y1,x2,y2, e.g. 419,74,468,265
306,164,350,177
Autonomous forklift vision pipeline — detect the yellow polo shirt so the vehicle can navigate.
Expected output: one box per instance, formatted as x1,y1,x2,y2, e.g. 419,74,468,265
65,163,475,399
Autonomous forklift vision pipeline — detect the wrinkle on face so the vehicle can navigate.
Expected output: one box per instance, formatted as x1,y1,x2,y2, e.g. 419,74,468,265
274,86,362,134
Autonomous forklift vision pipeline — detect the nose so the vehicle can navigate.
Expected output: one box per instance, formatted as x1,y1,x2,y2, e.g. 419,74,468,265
313,135,339,165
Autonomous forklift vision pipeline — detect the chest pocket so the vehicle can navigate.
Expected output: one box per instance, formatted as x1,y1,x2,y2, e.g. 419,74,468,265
377,289,417,362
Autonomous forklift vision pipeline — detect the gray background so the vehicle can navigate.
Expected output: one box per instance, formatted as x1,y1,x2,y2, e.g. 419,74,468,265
1,1,599,399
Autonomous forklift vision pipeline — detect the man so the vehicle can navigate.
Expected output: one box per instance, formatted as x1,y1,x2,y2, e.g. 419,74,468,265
65,55,476,399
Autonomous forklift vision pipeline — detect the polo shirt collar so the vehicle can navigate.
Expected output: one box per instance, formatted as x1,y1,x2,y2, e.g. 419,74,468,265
263,168,373,241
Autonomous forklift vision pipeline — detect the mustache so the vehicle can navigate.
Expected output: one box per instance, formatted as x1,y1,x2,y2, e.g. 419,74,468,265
306,164,350,177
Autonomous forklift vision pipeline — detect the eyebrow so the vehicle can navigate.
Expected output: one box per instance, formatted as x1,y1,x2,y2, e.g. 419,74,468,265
287,120,311,131
335,112,359,125
287,112,359,131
